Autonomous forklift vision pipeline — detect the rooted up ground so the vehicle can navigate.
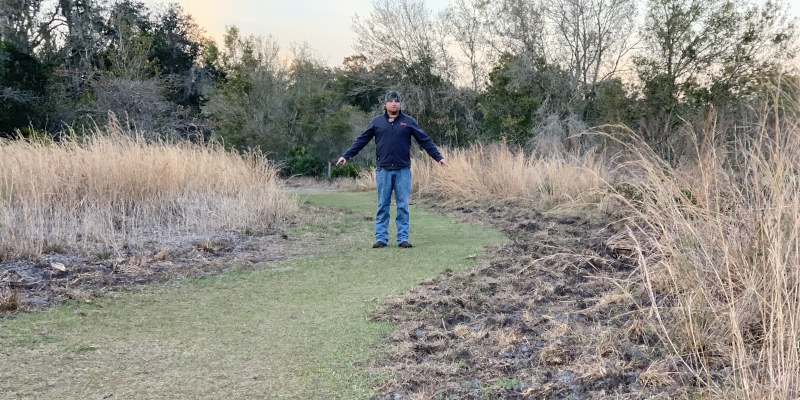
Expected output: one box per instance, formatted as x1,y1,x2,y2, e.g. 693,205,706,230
369,201,693,399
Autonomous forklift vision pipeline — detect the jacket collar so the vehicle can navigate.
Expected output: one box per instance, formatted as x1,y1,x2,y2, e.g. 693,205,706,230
383,111,403,121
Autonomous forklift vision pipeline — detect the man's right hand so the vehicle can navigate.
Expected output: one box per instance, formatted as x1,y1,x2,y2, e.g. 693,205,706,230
336,157,347,165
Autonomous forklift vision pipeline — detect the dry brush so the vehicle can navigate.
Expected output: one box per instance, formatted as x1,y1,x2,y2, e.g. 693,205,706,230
0,122,297,260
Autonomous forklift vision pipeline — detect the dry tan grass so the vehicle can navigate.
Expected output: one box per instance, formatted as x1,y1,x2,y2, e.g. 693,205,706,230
412,142,610,207
538,345,570,365
596,101,800,396
352,142,612,206
0,120,297,260
639,361,677,387
353,168,378,191
0,288,19,311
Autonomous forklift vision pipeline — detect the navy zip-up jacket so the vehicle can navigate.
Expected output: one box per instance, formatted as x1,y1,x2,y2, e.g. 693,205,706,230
341,112,443,168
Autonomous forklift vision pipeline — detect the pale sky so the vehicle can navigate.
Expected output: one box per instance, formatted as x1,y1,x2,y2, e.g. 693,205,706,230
141,0,800,67
141,0,452,66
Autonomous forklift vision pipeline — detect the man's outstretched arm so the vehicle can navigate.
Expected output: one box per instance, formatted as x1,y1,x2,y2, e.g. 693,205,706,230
338,122,375,165
409,121,448,167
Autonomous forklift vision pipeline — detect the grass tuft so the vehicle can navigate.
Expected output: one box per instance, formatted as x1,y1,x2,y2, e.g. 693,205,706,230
0,289,19,312
598,112,800,397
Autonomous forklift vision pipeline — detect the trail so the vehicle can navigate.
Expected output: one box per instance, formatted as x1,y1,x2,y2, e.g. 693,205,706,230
0,192,506,399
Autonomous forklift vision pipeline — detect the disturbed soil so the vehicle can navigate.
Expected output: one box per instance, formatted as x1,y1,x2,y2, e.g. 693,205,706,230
370,201,695,399
0,204,358,315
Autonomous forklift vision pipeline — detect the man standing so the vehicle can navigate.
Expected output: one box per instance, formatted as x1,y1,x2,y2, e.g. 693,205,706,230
337,91,448,248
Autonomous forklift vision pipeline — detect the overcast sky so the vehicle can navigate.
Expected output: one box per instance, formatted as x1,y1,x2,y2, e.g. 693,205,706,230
140,0,800,67
140,0,452,66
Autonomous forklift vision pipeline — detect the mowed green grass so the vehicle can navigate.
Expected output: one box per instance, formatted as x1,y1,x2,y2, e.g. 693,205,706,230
0,191,507,399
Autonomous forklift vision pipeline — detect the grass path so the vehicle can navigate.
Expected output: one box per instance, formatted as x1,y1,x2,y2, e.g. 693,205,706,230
0,192,507,399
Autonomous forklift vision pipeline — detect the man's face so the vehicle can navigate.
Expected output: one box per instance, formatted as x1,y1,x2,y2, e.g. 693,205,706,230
385,99,401,113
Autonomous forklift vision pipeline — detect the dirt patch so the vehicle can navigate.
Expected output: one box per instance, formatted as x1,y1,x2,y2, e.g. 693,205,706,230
0,204,363,315
369,202,695,399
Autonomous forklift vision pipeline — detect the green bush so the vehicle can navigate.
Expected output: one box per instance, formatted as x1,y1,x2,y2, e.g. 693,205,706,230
286,146,324,176
331,162,361,178
0,41,51,137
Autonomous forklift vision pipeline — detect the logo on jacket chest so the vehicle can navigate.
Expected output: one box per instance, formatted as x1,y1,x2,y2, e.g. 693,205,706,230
400,122,407,126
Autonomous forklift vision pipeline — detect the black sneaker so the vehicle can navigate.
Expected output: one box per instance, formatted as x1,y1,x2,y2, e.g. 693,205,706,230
398,241,413,248
372,241,387,248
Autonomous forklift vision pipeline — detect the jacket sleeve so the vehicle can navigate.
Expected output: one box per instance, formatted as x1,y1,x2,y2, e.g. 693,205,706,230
341,119,376,160
408,119,444,162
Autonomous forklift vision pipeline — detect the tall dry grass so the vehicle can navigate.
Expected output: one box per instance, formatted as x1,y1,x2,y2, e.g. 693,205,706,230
605,108,800,398
355,142,612,207
0,122,297,260
414,142,610,207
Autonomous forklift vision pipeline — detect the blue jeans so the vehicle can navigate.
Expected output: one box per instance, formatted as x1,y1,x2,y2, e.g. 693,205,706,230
375,167,411,244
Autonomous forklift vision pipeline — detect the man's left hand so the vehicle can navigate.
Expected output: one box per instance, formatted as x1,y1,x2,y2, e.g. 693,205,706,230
439,159,449,167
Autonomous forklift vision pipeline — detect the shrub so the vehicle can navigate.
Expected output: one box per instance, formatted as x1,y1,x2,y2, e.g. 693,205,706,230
331,162,361,178
286,146,324,176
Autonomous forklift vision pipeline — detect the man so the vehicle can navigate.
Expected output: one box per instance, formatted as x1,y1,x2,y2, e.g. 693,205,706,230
337,91,448,248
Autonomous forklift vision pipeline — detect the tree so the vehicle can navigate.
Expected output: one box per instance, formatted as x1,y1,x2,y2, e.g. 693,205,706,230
443,0,493,91
584,78,639,126
351,0,454,120
479,54,572,146
545,0,637,101
101,17,155,80
202,27,290,151
0,40,50,136
485,0,546,58
635,0,796,155
285,43,369,161
352,0,453,79
0,0,211,138
148,4,206,110
0,0,65,55
149,3,202,76
351,0,480,146
637,0,735,92
58,0,104,73
707,0,797,103
334,54,390,113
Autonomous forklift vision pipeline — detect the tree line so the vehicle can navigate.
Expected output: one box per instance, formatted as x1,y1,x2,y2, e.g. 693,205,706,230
0,0,797,172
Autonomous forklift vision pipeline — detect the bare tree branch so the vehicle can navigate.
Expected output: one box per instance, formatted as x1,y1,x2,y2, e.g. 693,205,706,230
546,0,638,91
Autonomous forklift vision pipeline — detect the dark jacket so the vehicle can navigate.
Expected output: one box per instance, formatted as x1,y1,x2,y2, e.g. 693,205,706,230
341,112,443,169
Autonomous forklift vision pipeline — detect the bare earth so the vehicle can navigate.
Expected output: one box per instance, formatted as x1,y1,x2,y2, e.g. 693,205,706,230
369,201,693,399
